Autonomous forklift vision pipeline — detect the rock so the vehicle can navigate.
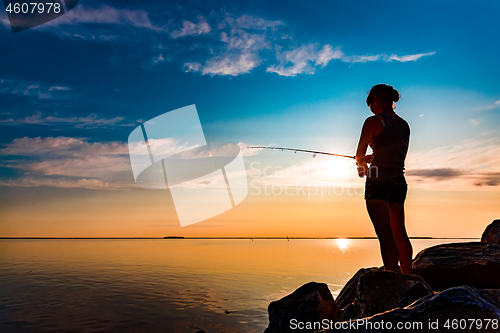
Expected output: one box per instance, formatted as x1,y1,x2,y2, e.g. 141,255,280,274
264,282,338,333
478,289,500,308
356,270,433,318
482,219,500,245
342,286,500,333
412,242,500,291
335,269,433,320
335,268,379,310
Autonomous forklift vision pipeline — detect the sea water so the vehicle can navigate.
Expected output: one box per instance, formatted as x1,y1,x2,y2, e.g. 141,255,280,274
0,238,475,333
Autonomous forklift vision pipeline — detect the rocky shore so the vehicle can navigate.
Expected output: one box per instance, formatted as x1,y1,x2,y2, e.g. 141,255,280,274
264,219,500,332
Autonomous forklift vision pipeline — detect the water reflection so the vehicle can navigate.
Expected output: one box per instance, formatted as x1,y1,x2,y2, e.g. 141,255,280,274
0,239,473,332
333,238,350,252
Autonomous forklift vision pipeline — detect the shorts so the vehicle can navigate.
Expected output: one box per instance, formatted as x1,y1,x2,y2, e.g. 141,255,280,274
364,174,407,204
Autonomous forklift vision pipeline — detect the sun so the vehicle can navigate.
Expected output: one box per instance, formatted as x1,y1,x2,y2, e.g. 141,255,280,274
333,238,350,252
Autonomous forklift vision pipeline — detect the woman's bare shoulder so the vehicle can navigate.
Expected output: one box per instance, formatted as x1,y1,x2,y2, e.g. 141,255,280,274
363,115,384,129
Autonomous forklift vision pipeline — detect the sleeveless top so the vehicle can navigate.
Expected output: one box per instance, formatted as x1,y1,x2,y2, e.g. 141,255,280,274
368,111,410,180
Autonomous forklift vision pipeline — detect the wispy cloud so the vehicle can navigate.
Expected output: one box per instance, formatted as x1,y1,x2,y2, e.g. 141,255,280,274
49,86,71,91
10,4,436,77
1,112,136,128
385,52,436,62
184,13,277,76
0,137,261,190
0,77,73,100
45,5,164,31
405,168,465,179
405,137,500,188
0,177,121,190
475,172,500,187
0,136,127,156
267,44,323,76
229,14,283,30
0,137,133,189
315,45,344,66
170,16,211,38
473,100,500,112
267,44,435,76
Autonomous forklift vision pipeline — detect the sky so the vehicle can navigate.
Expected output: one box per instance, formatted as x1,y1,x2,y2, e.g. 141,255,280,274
0,0,499,238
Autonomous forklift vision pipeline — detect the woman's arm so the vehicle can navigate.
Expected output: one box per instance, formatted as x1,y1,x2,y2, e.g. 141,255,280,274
355,116,384,176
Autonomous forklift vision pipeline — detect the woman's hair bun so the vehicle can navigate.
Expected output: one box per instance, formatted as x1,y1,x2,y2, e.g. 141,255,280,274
366,84,400,106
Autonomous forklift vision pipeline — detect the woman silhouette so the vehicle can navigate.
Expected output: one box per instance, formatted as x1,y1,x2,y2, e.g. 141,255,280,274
355,84,413,274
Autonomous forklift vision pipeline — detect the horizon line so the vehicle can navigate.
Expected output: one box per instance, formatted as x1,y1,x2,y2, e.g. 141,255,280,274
0,236,480,240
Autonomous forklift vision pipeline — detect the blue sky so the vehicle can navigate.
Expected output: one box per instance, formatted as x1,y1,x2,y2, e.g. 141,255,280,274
0,0,499,236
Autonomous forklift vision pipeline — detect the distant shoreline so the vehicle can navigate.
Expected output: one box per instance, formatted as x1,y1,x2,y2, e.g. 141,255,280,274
0,237,479,240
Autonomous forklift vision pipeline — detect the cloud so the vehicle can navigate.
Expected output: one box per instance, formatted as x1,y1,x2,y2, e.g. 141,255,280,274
316,45,344,66
9,4,435,77
405,168,465,179
231,14,283,30
385,52,436,62
44,5,164,31
267,43,323,76
0,137,127,157
152,54,165,64
200,52,262,76
468,118,480,126
0,137,133,189
1,112,136,128
0,77,72,100
0,177,123,190
183,13,277,76
0,137,261,190
475,172,500,187
184,62,202,72
237,142,267,157
344,54,383,63
406,137,500,188
170,16,211,38
266,44,435,76
473,100,500,112
49,86,71,91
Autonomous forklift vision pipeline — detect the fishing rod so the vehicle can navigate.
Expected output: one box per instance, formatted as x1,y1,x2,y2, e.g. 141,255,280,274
247,146,355,159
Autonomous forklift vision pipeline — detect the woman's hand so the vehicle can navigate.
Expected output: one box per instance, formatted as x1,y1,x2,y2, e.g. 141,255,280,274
365,154,373,164
356,161,368,178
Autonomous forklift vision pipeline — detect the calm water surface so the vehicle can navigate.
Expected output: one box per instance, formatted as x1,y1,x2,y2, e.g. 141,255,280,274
0,239,475,333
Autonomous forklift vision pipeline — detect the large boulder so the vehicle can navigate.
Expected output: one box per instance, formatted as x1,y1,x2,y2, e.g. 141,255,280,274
335,269,433,321
335,268,379,310
412,242,500,291
356,270,433,318
482,219,500,245
335,268,433,321
336,286,500,333
264,282,338,333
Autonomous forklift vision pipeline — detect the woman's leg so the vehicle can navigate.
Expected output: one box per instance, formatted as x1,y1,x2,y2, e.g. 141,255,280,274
389,203,413,274
366,199,399,272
